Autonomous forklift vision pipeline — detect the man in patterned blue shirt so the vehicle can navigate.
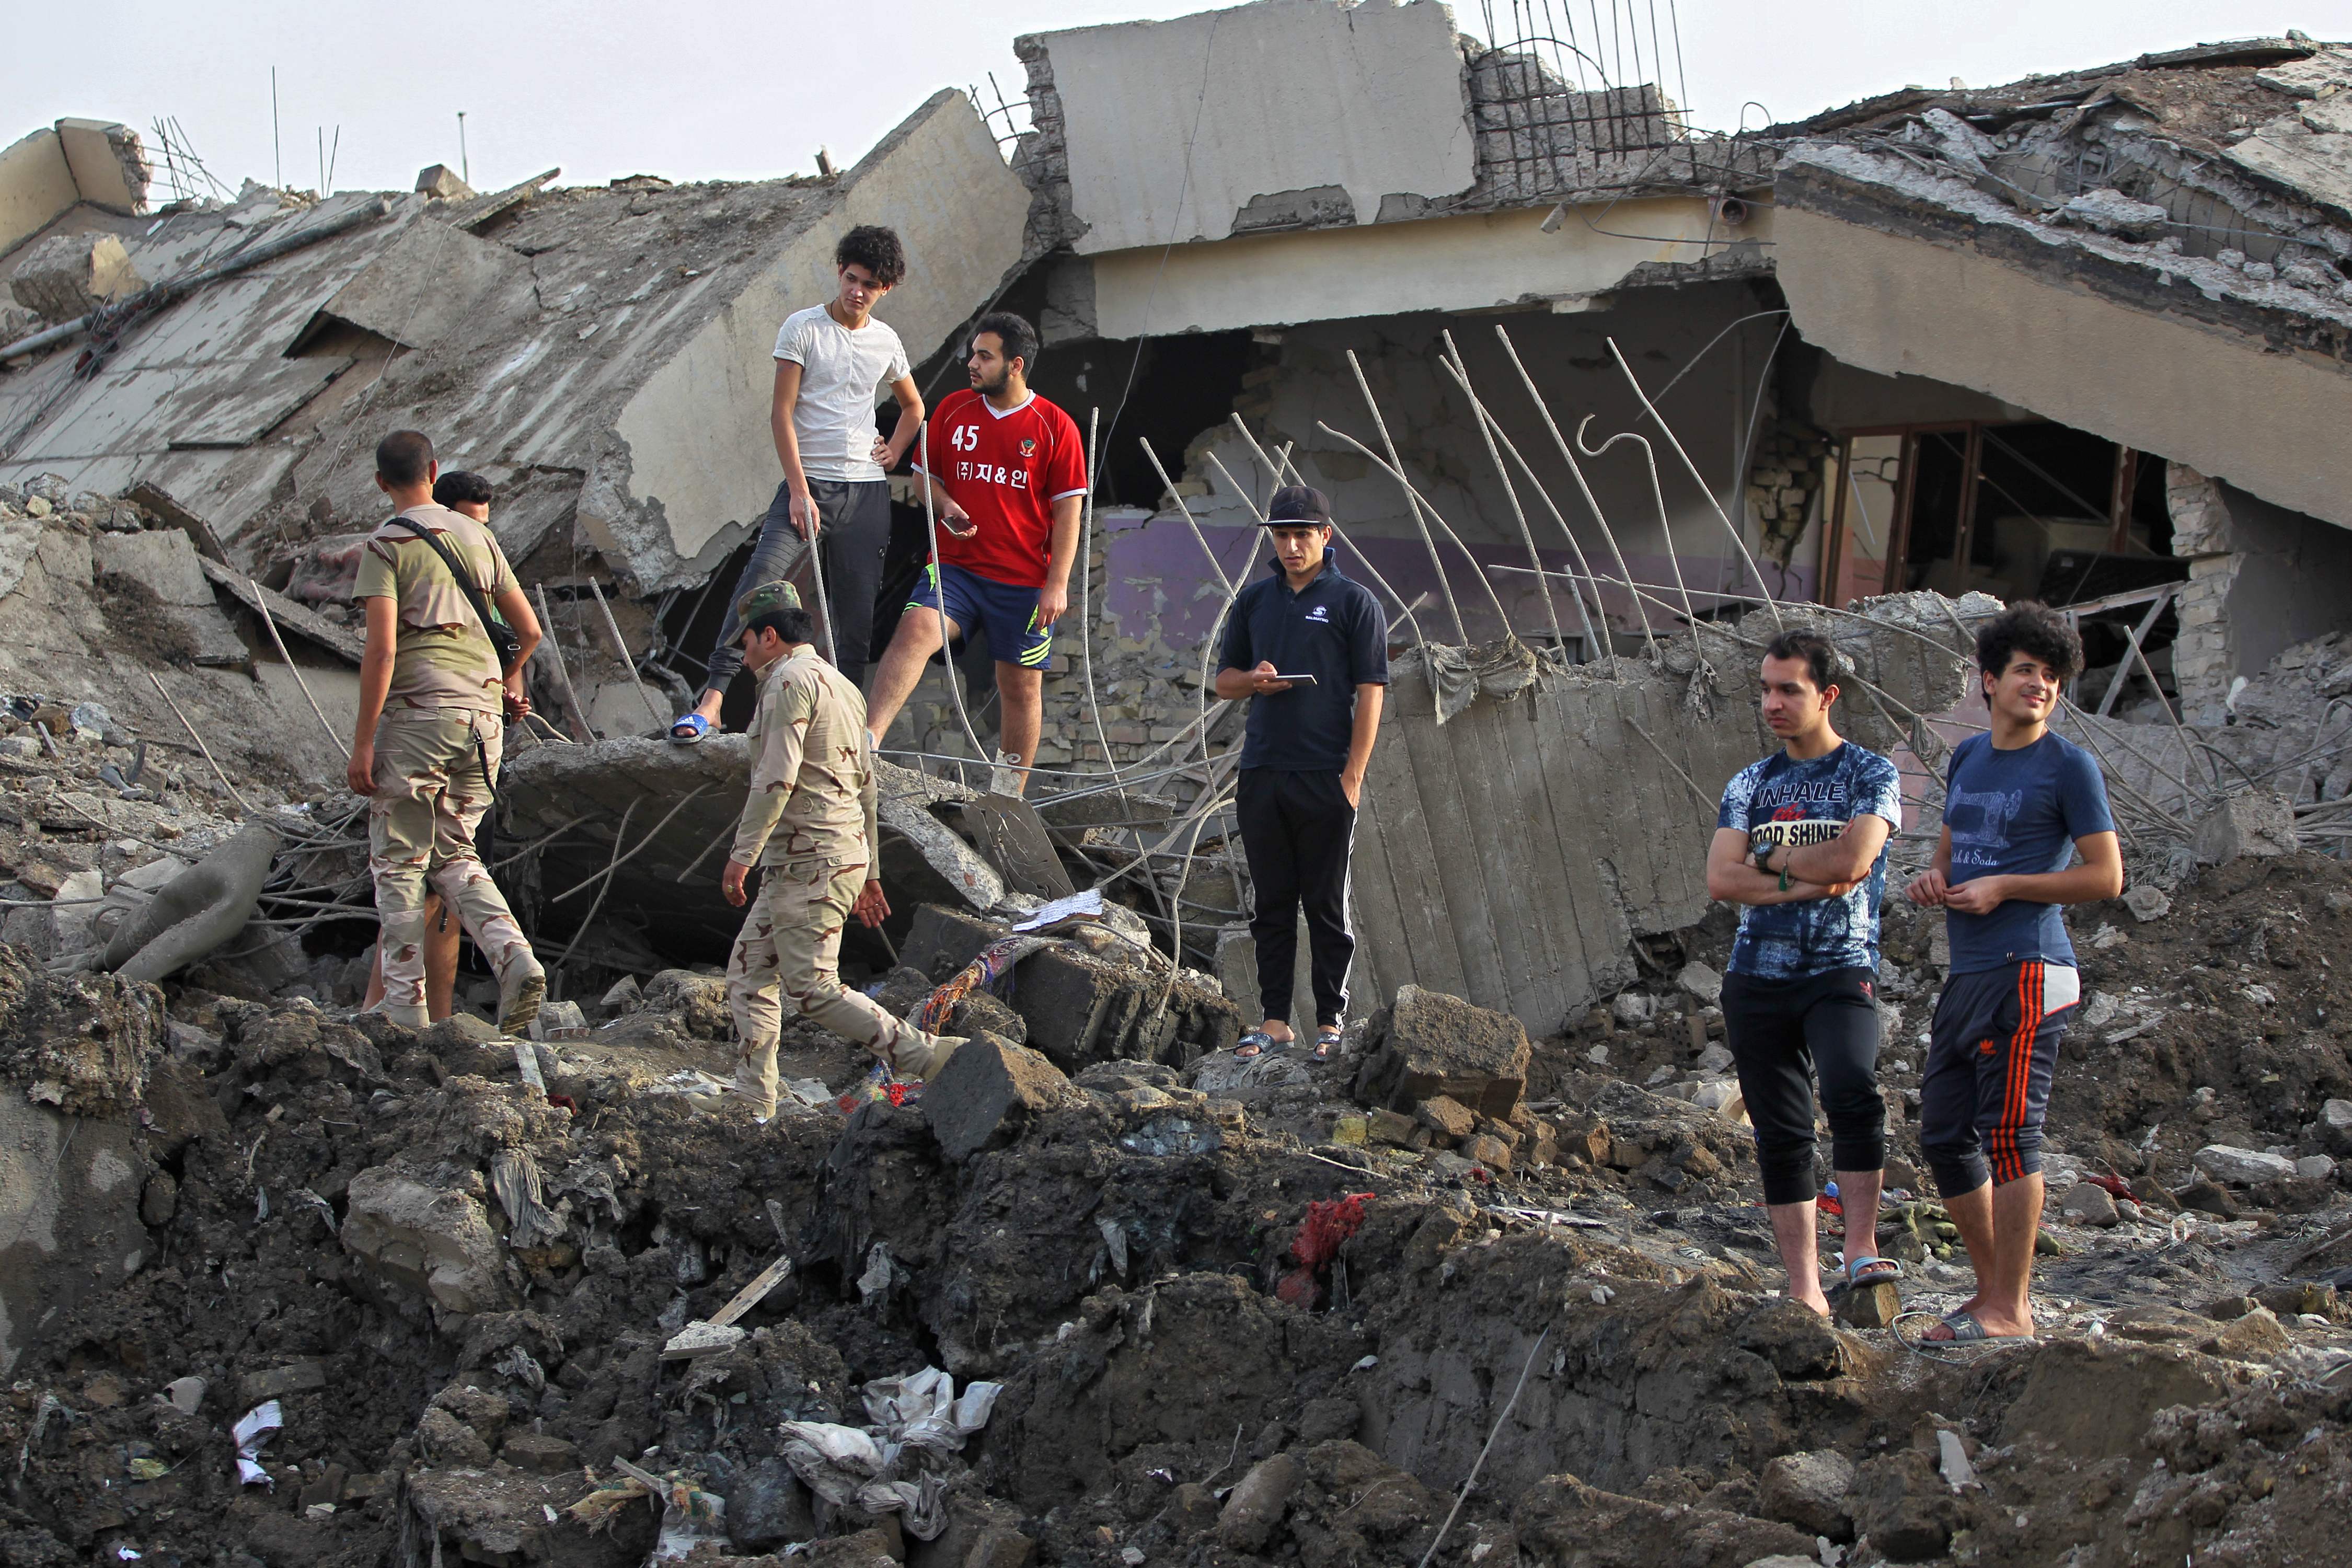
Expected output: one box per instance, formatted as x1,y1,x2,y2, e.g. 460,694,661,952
1705,629,1904,1316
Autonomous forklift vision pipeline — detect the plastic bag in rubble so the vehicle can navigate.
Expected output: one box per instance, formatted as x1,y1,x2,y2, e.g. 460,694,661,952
777,1422,895,1506
856,1472,949,1539
232,1401,282,1486
862,1366,1004,1454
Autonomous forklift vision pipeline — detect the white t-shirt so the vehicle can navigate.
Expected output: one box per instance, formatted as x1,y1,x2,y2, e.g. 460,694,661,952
772,304,913,484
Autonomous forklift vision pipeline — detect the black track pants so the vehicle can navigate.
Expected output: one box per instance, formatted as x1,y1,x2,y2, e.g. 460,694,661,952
1235,767,1356,1028
1720,965,1886,1206
705,478,892,692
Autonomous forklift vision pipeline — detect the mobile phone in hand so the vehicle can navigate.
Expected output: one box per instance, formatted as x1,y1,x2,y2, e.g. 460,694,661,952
1273,673,1318,685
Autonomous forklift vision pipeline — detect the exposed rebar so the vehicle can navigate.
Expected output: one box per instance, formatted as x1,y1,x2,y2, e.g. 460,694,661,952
1345,349,1468,643
1438,332,1570,656
585,579,668,731
1493,322,1653,657
249,578,351,762
1606,337,1784,628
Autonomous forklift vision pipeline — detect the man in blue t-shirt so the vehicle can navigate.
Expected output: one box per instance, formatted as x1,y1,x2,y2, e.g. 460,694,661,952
1705,629,1903,1317
1905,603,2121,1344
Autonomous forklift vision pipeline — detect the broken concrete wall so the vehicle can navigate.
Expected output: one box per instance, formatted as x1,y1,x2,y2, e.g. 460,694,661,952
0,119,147,260
1348,598,1983,1031
0,127,83,260
0,94,1023,599
52,120,151,217
1073,195,1765,337
2165,461,2352,725
1773,147,2352,533
1028,0,1477,257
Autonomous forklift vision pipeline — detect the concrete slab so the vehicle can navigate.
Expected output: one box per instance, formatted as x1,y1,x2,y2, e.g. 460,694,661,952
1347,605,1981,1031
1774,152,2352,534
1037,0,1475,256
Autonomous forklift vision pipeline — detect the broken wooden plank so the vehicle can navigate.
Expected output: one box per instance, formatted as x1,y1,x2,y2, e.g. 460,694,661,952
197,556,365,665
708,1254,794,1328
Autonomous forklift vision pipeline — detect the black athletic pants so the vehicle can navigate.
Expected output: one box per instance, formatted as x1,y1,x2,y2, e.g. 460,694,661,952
705,477,892,693
1919,959,2074,1198
1235,768,1356,1028
1720,965,1886,1207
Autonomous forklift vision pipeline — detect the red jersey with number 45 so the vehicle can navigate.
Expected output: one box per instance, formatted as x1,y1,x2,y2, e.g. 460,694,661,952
912,388,1087,589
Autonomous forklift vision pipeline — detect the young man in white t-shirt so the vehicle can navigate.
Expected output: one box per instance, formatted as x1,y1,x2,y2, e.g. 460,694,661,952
672,226,922,740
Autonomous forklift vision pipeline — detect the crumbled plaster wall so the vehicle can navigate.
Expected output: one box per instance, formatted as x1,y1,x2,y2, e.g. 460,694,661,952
1745,417,1831,570
2166,459,2352,725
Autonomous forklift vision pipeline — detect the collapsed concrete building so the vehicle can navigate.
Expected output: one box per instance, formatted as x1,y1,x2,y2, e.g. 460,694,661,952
4,5,2352,1022
6,9,2352,1565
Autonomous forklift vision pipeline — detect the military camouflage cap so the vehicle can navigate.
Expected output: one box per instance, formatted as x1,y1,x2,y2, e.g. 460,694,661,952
734,579,802,624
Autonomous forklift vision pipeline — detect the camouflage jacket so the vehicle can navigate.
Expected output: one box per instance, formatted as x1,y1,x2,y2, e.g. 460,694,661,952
731,647,878,870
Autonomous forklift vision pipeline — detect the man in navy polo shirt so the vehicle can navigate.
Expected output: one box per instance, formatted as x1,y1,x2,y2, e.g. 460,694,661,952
1214,486,1389,1061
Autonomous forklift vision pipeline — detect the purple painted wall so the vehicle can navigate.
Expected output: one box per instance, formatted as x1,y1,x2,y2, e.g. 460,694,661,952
1099,514,1819,655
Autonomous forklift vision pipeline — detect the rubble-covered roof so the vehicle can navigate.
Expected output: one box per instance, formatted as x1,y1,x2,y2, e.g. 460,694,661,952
0,89,1030,593
1775,36,2352,280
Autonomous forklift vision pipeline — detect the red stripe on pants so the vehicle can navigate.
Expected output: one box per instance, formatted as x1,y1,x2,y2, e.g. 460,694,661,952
1993,963,2043,1183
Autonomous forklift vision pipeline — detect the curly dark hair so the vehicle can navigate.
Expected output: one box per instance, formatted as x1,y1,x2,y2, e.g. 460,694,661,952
1975,601,2082,684
835,225,906,287
1762,627,1841,693
432,469,494,508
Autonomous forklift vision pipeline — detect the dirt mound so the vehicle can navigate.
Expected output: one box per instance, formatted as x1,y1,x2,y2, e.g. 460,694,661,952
5,833,2352,1568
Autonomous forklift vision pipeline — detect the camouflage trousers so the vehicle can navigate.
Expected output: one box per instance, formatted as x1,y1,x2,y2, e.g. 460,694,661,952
725,857,952,1109
367,708,540,1022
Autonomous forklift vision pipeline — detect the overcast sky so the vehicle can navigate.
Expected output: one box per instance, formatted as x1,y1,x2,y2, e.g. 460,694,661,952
16,1,2352,198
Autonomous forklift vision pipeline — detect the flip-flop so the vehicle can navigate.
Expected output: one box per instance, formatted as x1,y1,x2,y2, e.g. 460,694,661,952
1841,1255,1903,1289
1311,1027,1343,1062
1234,1031,1290,1060
1929,1311,2035,1344
669,712,712,745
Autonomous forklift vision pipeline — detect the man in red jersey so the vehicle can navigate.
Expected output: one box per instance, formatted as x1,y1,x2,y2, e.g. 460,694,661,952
863,312,1086,793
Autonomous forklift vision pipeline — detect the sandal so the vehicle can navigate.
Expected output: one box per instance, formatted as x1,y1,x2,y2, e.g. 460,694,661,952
669,712,712,745
1311,1027,1343,1062
1235,1030,1290,1060
1900,1316,2032,1354
1841,1255,1903,1289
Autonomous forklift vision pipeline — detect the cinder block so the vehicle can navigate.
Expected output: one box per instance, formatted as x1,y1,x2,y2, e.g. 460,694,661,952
1353,984,1531,1118
924,1031,1069,1161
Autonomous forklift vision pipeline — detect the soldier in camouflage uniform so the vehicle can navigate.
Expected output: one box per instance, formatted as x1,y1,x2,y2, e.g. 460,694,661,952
350,430,547,1033
720,581,956,1114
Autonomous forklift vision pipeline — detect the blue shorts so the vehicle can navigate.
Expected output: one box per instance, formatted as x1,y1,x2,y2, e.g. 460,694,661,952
905,561,1052,670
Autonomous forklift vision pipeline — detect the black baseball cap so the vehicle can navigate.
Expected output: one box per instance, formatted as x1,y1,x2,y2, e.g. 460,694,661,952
1264,484,1333,526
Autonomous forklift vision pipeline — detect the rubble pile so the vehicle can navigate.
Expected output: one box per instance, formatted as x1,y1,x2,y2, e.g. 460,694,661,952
1,820,2347,1566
